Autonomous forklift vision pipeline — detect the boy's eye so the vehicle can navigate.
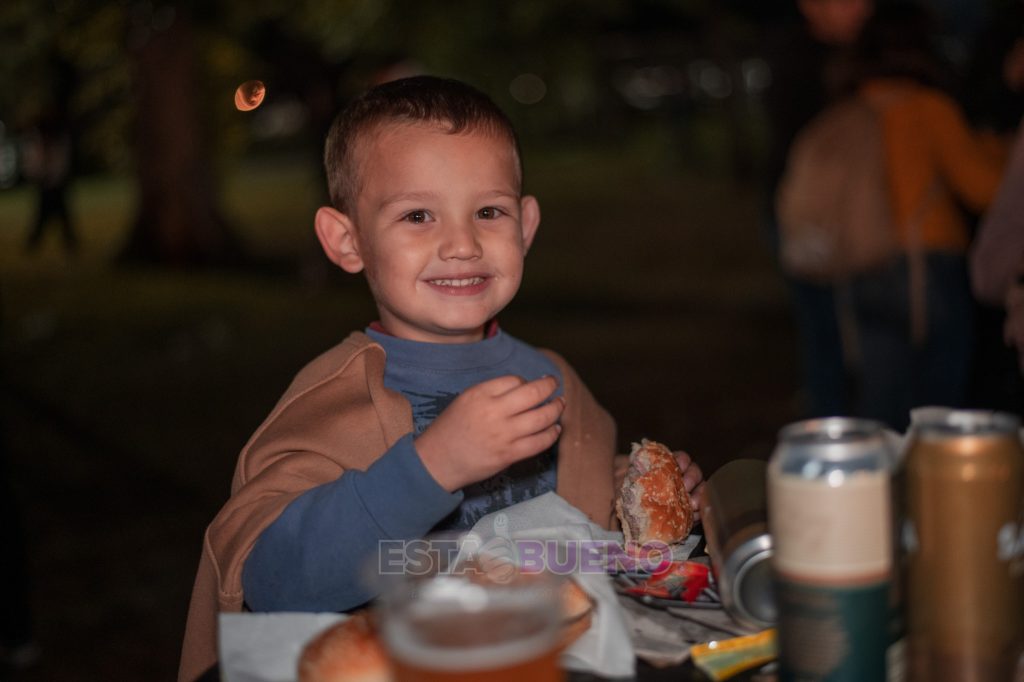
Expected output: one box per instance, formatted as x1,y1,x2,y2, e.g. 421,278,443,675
477,207,506,220
402,210,430,224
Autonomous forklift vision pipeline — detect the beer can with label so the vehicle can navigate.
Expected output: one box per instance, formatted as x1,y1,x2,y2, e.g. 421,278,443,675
905,410,1024,682
768,417,901,681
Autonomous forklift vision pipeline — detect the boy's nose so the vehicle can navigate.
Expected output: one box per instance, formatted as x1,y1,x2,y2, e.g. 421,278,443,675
439,220,483,260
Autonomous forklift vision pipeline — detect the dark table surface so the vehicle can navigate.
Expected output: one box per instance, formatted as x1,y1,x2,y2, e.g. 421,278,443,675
197,651,774,681
199,660,742,681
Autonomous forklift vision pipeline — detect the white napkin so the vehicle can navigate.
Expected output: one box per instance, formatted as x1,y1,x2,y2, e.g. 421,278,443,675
218,493,638,681
464,491,636,679
218,612,345,682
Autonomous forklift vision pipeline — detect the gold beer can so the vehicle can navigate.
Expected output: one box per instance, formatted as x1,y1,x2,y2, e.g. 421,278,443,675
905,410,1024,681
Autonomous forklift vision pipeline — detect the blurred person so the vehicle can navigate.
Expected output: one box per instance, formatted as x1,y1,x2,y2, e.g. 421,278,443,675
22,109,77,254
763,0,874,418
970,34,1024,385
178,76,706,681
841,1,1003,430
963,13,1024,414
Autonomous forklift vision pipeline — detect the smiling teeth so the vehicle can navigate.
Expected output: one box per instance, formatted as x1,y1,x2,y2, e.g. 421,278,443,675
431,277,484,287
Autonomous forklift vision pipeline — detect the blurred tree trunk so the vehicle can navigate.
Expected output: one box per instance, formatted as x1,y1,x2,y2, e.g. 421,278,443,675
120,9,241,266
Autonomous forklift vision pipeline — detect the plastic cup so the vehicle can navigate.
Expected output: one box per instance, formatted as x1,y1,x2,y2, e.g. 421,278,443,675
373,533,567,682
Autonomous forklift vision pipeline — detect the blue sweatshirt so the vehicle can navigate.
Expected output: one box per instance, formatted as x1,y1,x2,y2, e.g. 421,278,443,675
241,327,561,612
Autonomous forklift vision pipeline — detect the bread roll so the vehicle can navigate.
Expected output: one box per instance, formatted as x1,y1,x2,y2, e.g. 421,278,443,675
560,577,594,624
558,578,595,647
615,439,695,545
298,611,392,682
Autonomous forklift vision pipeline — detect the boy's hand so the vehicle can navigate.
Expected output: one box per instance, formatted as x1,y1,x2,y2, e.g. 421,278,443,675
613,449,706,520
613,454,630,492
674,450,705,521
415,375,565,492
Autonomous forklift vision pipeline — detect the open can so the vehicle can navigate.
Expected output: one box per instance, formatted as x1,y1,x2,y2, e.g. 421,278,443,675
702,458,776,630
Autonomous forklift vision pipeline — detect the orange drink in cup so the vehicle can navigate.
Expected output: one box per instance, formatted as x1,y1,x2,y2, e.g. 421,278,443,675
375,535,567,682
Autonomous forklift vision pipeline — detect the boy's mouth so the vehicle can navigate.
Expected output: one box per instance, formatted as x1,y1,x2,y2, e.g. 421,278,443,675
427,276,486,287
424,275,491,295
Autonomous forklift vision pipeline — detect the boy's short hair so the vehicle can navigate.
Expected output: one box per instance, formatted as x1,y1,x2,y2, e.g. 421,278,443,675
323,75,523,214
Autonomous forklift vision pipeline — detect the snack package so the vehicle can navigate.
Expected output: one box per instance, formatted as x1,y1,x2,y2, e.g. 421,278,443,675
689,628,777,681
624,560,710,603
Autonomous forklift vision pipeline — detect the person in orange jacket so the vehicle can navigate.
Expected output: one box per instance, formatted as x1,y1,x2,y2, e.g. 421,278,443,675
842,2,1003,430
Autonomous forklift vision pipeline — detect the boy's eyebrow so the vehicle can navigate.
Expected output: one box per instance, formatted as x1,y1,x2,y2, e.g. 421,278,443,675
377,191,440,210
377,188,519,209
478,189,520,201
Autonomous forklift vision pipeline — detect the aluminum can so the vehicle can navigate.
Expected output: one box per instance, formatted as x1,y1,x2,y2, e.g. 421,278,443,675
702,458,775,630
768,417,901,681
905,410,1024,682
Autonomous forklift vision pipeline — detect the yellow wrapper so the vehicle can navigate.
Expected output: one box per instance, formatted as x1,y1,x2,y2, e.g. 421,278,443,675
689,628,777,681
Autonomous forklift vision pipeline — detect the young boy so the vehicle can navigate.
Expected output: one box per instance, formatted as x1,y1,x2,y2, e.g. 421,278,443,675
179,76,703,681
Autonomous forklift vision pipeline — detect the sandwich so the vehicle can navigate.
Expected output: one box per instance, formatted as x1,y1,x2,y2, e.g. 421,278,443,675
615,439,695,546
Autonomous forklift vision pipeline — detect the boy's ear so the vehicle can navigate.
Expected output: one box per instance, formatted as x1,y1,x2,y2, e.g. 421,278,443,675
315,206,364,273
520,195,541,253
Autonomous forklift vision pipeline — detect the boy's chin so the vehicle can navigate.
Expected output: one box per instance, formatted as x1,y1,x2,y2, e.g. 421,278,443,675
424,314,499,341
429,326,489,343
388,323,489,344
382,309,500,343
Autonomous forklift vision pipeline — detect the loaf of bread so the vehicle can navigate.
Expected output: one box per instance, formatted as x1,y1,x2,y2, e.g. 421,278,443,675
615,439,695,546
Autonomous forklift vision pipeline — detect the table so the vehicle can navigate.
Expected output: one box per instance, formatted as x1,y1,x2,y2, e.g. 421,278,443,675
197,653,775,681
198,660,768,681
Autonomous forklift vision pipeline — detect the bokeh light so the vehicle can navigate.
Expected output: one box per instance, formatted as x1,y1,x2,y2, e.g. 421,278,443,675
509,73,547,105
234,80,266,111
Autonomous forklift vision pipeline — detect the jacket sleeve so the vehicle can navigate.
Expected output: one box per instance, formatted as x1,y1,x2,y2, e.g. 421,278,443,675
970,126,1024,306
180,336,422,681
542,350,618,529
242,434,461,612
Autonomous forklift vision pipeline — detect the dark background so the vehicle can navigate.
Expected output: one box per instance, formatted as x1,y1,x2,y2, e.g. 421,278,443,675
0,1,1007,679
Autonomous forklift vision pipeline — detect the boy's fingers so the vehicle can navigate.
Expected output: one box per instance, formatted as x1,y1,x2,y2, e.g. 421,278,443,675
689,482,706,516
682,462,704,493
477,375,527,396
508,423,562,462
674,450,693,470
501,375,560,412
610,450,626,489
512,396,565,435
673,450,703,492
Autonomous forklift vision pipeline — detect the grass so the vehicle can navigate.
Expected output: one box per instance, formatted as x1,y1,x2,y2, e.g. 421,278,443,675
0,150,798,681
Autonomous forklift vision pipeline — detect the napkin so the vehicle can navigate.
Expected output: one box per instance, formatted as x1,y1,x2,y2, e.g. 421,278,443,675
218,493,647,681
219,612,345,682
463,491,636,679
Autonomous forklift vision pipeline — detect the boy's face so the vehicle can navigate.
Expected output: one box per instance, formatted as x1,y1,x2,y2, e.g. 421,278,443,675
317,122,539,344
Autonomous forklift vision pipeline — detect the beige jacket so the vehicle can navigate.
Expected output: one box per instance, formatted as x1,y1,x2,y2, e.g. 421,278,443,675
178,332,617,681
